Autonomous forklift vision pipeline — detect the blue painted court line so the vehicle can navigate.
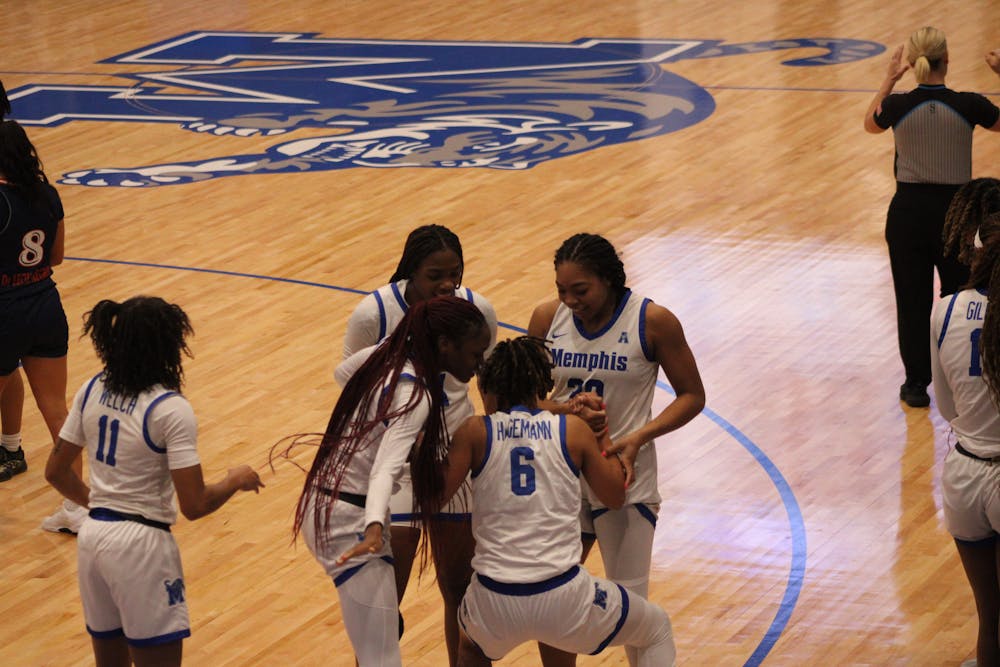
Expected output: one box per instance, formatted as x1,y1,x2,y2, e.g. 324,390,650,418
65,256,805,666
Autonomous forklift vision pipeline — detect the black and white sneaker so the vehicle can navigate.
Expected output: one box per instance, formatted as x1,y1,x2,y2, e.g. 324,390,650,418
0,447,27,481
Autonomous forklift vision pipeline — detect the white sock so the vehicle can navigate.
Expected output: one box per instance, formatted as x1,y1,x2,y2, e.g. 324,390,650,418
63,499,81,511
1,433,21,452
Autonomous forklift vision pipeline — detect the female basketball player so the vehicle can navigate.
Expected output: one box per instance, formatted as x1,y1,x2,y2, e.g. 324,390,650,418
302,295,490,667
339,224,497,666
421,336,676,666
44,296,264,667
865,27,1000,408
934,178,1000,667
527,232,704,666
0,79,28,484
0,119,85,529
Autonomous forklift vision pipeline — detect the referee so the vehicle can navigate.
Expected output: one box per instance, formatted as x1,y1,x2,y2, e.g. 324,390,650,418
865,28,1000,408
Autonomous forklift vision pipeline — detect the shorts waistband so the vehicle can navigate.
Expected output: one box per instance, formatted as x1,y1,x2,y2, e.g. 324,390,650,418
318,487,367,508
477,565,580,596
89,507,171,532
956,442,1000,464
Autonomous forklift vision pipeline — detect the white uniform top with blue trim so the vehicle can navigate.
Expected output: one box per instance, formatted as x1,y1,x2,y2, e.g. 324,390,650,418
546,290,660,506
342,279,497,432
471,407,581,583
59,374,200,525
931,288,1000,457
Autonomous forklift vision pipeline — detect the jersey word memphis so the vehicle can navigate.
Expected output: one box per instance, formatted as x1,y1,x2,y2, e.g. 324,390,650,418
550,348,628,372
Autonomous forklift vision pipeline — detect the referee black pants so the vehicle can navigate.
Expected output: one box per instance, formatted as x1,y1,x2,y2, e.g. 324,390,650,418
885,182,967,387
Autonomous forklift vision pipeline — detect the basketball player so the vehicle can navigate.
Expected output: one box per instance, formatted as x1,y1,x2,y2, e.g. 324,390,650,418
527,233,704,666
299,296,490,667
0,118,86,528
339,224,497,666
44,296,264,667
934,178,1000,667
423,336,676,666
0,79,28,483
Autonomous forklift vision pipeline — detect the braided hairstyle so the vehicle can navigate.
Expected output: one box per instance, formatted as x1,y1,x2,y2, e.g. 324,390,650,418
296,295,486,553
554,233,628,303
943,178,1000,269
478,336,554,411
83,296,194,396
946,179,1000,408
0,120,56,217
389,224,464,285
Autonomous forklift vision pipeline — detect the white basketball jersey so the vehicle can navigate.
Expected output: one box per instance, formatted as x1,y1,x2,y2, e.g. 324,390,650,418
471,408,582,582
344,279,496,431
932,289,1000,456
59,374,200,524
547,290,660,505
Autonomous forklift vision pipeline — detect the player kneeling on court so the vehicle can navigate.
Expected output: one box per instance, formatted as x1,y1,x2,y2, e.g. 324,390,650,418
415,336,676,666
45,296,264,667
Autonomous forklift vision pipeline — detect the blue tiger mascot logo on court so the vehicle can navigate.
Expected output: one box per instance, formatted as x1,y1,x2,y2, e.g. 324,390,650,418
8,32,883,187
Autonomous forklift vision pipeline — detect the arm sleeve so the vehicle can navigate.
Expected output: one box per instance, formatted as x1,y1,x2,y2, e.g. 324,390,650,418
57,381,90,448
364,382,431,527
146,395,201,470
342,294,383,360
970,93,1000,128
872,94,899,130
335,345,376,387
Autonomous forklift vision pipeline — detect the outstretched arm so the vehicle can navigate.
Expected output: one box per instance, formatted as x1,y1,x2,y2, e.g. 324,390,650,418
172,464,264,520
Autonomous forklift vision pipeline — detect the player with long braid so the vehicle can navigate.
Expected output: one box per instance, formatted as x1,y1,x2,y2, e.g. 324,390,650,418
413,336,675,666
300,295,490,667
528,233,704,666
934,177,1000,666
339,224,497,666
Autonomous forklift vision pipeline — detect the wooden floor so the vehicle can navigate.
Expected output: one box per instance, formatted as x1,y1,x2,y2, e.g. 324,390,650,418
3,1,1000,665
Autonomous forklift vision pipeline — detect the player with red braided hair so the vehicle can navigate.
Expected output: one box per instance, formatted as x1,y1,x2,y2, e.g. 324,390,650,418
294,295,490,667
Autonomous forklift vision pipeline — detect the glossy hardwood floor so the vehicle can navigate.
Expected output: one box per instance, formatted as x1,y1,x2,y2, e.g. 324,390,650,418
3,1,1000,665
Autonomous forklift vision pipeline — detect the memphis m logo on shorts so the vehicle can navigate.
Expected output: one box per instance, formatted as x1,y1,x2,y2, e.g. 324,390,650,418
164,578,186,606
593,583,608,610
8,32,883,187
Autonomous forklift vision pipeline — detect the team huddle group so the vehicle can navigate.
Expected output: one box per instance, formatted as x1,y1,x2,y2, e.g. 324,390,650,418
7,25,1000,667
1,70,703,665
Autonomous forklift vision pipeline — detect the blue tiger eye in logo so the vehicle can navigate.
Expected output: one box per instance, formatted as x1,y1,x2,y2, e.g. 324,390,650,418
8,33,882,187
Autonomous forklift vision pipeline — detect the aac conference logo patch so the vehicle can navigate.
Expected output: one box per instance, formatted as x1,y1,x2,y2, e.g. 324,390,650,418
9,32,882,187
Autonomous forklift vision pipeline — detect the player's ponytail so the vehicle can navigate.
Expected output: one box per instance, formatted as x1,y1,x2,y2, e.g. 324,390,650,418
907,27,947,84
83,296,193,396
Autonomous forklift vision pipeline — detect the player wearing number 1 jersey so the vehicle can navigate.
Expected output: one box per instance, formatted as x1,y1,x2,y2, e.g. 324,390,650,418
934,178,1000,666
528,233,703,667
